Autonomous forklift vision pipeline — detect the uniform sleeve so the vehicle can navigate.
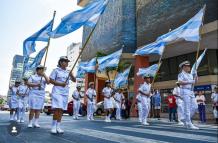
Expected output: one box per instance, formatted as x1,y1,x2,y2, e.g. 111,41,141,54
86,89,89,96
50,69,57,80
93,90,97,96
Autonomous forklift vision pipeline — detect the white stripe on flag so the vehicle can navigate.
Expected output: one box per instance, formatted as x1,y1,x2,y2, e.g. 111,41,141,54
66,128,169,143
105,126,217,143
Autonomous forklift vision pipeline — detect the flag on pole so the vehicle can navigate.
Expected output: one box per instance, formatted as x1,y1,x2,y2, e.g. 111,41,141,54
49,0,109,38
97,49,123,72
134,41,165,56
114,66,131,88
23,19,54,56
191,49,207,76
25,47,47,71
156,6,205,44
137,64,159,77
76,57,97,78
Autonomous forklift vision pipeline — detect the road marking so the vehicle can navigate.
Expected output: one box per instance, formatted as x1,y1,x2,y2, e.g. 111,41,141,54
105,126,217,143
66,128,169,143
133,124,217,134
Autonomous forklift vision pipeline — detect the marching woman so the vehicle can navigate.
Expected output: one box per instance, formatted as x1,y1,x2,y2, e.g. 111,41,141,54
178,61,199,129
17,77,29,123
136,94,142,122
27,65,49,128
72,85,83,120
114,88,125,120
9,79,21,121
102,80,114,122
138,74,152,126
86,82,97,121
50,56,76,134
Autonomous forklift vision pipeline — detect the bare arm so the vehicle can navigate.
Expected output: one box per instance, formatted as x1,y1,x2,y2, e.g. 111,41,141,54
69,72,76,82
139,91,150,97
50,79,66,87
42,74,50,84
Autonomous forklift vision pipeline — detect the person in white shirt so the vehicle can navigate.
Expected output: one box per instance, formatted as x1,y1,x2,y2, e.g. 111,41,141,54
27,65,50,128
173,82,184,126
178,61,199,129
113,88,124,120
16,77,29,123
86,82,97,121
138,74,152,126
8,80,21,121
50,56,76,134
211,86,218,124
136,94,142,122
196,91,206,123
102,80,114,122
72,85,83,120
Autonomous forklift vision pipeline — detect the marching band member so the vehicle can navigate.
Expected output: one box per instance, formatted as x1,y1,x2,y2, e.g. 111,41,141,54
102,80,114,122
114,88,124,120
173,82,184,126
16,77,29,123
136,93,142,122
86,82,97,121
72,85,83,120
27,65,49,128
138,74,152,126
178,61,199,129
9,79,21,121
50,56,76,134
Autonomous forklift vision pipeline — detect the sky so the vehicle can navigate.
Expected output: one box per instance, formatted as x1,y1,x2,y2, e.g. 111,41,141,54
0,0,83,95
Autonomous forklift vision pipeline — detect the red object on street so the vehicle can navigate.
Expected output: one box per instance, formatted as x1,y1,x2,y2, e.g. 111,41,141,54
167,95,177,108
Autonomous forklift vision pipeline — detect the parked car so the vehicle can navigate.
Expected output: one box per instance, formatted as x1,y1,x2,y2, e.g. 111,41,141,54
43,101,87,116
95,101,104,115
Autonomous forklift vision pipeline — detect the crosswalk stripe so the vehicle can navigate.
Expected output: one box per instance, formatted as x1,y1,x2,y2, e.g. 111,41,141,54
65,128,169,143
133,125,217,134
151,123,218,131
105,126,217,143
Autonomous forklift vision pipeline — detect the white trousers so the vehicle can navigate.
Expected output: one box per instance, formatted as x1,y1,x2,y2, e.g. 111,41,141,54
138,103,142,121
181,89,198,124
87,102,95,119
176,98,184,121
73,100,81,117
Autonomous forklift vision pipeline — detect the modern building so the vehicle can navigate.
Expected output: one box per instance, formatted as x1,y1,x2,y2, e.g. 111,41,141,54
7,55,34,98
67,43,85,100
78,0,218,116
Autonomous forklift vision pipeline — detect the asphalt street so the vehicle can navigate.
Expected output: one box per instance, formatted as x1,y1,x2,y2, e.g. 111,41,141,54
0,111,217,143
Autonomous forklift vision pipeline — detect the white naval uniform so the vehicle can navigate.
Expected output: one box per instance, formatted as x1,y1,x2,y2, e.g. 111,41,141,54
136,94,142,122
138,82,151,123
178,71,198,125
72,90,82,118
17,84,29,121
102,87,113,109
114,92,124,120
173,86,184,122
86,88,96,120
50,67,71,110
9,86,18,109
28,74,46,110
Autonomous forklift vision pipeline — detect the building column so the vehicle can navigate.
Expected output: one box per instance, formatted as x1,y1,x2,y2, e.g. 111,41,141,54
130,56,149,117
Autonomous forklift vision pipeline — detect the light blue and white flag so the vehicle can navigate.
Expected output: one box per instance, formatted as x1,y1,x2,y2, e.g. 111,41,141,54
80,57,97,73
49,0,109,38
114,66,131,88
156,6,205,44
23,19,54,56
137,64,159,77
97,49,123,72
191,49,207,76
134,41,165,56
76,62,87,78
25,47,47,71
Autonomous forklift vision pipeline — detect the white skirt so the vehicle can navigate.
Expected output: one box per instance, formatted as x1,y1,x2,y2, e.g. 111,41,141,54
52,94,68,110
29,90,45,110
9,97,18,109
104,98,113,109
18,98,25,109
